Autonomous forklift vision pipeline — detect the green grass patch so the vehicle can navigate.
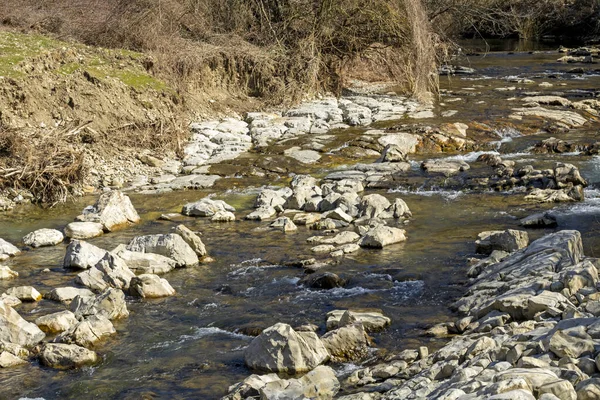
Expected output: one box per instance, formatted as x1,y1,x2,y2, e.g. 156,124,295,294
0,30,169,92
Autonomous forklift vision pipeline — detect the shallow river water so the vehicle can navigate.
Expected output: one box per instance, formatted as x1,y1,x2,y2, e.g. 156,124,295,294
3,42,600,399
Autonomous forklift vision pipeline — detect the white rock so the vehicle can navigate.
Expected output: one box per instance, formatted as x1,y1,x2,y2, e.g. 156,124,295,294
326,310,390,332
359,226,407,248
130,274,176,298
70,288,129,320
5,286,42,302
244,323,329,373
126,234,199,267
23,228,63,248
270,217,298,232
175,225,207,257
64,222,104,239
0,301,45,346
63,240,108,270
111,245,176,275
45,287,94,304
35,310,78,333
0,238,20,258
75,253,135,291
40,343,98,369
211,210,236,222
77,191,140,231
0,265,18,280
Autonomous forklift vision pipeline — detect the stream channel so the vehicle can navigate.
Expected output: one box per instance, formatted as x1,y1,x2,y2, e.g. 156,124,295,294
2,40,600,399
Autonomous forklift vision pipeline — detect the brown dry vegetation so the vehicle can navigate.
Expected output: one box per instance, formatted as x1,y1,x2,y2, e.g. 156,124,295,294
0,0,440,205
427,0,600,40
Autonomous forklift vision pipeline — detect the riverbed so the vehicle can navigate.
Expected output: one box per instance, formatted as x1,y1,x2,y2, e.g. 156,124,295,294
2,41,600,399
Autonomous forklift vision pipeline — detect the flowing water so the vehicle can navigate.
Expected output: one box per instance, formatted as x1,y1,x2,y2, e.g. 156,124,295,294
3,41,600,399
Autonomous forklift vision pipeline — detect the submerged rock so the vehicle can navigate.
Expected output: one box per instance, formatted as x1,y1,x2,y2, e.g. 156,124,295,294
519,212,558,228
299,272,345,289
244,323,329,373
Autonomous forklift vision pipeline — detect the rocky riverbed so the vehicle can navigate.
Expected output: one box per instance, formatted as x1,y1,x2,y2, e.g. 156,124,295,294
3,42,600,399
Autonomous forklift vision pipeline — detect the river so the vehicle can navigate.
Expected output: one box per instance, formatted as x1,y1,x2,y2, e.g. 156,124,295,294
2,40,600,399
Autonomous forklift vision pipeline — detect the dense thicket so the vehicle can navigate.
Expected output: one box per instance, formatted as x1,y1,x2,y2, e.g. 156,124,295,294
0,0,439,102
427,0,600,40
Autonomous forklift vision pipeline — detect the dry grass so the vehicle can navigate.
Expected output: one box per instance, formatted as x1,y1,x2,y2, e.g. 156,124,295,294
0,126,86,206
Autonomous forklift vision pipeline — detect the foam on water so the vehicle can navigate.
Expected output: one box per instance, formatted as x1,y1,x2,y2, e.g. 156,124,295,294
151,327,251,350
294,280,424,301
550,188,600,216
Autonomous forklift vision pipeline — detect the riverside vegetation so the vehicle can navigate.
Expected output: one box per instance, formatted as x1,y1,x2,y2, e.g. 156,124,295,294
3,1,600,399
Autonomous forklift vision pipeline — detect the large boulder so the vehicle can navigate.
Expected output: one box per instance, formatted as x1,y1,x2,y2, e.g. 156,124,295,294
244,323,329,373
77,191,140,231
182,197,235,217
75,253,135,291
0,265,18,280
126,234,198,267
321,322,370,362
0,238,20,259
326,310,391,332
54,315,116,347
224,366,339,400
23,228,63,248
64,222,104,240
476,230,529,255
63,240,108,270
45,287,94,304
259,365,340,400
359,226,407,248
39,343,98,369
5,286,42,302
111,245,176,275
70,288,129,320
174,225,207,257
129,274,176,298
0,301,45,346
358,194,391,219
548,329,594,358
35,311,78,333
